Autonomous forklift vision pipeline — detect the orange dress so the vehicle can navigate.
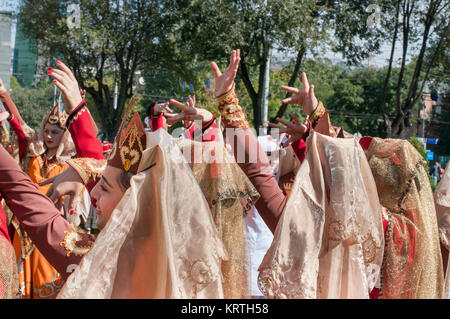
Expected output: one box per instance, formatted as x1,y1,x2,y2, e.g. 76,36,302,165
12,155,68,299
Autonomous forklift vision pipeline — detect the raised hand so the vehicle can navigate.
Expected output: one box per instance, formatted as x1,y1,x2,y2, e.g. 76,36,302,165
210,49,241,97
47,61,83,114
39,166,84,213
152,102,173,116
167,95,213,126
268,113,307,147
281,72,319,116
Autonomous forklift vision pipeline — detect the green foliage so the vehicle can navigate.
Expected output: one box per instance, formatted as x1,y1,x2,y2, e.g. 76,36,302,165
9,77,55,131
409,135,437,190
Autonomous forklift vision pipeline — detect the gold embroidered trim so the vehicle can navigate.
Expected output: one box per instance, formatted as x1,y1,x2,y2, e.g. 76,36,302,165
67,106,87,128
67,158,107,185
216,87,249,129
60,225,94,257
308,101,325,127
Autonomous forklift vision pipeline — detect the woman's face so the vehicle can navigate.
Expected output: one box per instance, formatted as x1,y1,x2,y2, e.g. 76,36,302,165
90,165,127,229
43,123,65,149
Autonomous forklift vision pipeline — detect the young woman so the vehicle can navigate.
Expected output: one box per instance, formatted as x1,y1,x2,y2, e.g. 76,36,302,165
0,77,77,299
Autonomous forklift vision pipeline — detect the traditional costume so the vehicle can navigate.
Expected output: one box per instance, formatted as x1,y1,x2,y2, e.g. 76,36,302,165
0,87,77,299
435,161,450,298
58,114,227,298
151,103,258,298
214,86,384,298
309,101,445,299
0,98,103,298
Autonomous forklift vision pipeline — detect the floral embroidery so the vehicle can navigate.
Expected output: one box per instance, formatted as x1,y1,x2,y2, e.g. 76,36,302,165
60,225,95,257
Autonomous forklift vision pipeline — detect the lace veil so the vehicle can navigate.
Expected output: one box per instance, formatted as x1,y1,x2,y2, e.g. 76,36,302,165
258,132,384,298
57,129,227,298
434,160,450,298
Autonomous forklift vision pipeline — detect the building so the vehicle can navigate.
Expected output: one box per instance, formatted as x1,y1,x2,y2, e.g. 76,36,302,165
0,10,12,90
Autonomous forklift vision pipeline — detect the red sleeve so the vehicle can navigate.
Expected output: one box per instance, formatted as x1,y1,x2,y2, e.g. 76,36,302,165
66,100,103,160
151,114,164,131
291,119,310,163
0,145,94,279
8,115,27,158
185,115,217,142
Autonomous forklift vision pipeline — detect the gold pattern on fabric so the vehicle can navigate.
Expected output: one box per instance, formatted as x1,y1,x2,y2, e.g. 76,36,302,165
434,160,450,298
57,130,227,298
176,139,260,299
11,217,35,259
366,138,444,299
216,86,250,129
258,132,384,299
67,158,107,185
59,225,95,257
0,236,20,299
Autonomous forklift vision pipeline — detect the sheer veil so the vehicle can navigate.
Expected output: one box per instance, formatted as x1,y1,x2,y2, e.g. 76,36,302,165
57,129,227,298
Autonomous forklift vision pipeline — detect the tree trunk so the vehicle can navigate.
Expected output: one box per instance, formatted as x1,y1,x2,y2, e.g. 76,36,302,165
270,46,306,124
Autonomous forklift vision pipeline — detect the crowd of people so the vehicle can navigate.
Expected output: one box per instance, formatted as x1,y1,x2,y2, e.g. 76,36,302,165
0,49,448,299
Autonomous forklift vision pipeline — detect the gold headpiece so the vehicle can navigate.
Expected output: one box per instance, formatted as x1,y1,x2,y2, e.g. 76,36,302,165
107,97,147,174
46,102,67,127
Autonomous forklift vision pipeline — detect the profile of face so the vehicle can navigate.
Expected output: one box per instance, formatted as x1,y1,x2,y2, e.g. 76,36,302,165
43,123,65,149
90,165,128,229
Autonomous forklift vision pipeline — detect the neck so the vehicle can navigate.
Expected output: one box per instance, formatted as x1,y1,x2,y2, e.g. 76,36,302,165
46,147,58,160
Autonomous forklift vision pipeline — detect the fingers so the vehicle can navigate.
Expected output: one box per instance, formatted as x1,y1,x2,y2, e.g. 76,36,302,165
40,176,56,187
67,195,78,215
166,113,185,125
276,118,297,130
301,72,310,91
48,69,70,86
56,60,77,83
48,187,61,204
268,122,286,129
52,79,68,94
291,113,301,124
55,198,64,212
169,99,191,113
188,95,195,108
309,85,316,100
210,62,222,78
282,95,302,105
281,86,300,95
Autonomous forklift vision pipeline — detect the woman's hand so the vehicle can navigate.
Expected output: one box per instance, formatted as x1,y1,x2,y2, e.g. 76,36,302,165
281,72,319,116
167,95,213,126
152,102,173,116
210,49,241,97
48,61,83,114
268,113,307,147
40,166,84,213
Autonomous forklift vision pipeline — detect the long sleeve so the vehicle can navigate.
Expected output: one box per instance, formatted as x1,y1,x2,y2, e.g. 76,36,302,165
185,114,217,142
66,100,104,160
7,114,28,158
216,87,286,233
0,90,25,126
0,145,94,279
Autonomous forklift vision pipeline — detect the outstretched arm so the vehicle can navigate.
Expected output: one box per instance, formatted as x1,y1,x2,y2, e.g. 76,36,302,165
0,145,94,279
168,95,217,142
48,61,103,160
281,72,338,138
211,50,285,233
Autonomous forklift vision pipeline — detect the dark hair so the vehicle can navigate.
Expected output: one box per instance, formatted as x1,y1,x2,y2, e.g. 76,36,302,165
118,171,135,190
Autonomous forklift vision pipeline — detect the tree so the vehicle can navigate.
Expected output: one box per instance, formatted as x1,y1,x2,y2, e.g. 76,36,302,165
330,0,449,138
173,0,325,130
9,77,55,131
19,0,178,139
